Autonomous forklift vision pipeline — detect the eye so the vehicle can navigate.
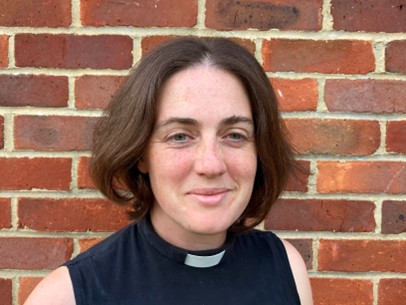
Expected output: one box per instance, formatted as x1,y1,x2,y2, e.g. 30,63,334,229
227,132,245,141
167,132,192,144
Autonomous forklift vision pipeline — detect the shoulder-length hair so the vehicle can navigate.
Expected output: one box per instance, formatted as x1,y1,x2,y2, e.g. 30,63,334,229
90,37,295,232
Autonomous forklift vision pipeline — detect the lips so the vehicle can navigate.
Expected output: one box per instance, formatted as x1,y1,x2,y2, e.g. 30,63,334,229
187,188,230,206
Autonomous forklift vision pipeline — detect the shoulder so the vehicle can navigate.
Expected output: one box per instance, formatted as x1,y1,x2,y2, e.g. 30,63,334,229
281,239,314,305
24,267,75,305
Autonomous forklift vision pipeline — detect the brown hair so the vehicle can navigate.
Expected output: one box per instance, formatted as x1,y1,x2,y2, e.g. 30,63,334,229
90,37,295,232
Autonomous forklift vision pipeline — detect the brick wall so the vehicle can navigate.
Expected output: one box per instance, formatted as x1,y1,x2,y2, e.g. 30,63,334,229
0,0,405,304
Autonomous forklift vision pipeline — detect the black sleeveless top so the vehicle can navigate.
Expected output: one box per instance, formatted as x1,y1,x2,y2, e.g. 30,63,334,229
64,217,300,305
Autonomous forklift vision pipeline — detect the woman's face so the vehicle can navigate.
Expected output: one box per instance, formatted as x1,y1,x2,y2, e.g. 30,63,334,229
138,65,257,250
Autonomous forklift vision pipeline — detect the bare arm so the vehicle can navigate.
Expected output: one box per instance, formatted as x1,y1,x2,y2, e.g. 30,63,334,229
24,266,76,305
282,239,314,305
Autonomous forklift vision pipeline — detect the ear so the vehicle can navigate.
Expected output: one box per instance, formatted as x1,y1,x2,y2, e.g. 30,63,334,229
137,158,148,174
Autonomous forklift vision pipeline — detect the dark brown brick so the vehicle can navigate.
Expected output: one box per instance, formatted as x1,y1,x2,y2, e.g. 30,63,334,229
75,75,126,109
18,198,130,232
81,0,197,27
0,238,73,269
284,160,310,192
382,201,406,234
386,121,406,154
206,0,322,31
262,39,374,74
0,198,11,229
0,75,68,107
286,239,313,269
0,0,71,27
0,158,71,190
285,119,380,155
0,278,12,305
266,199,375,232
0,35,8,67
332,0,406,33
14,116,98,151
386,40,406,73
15,34,133,69
325,80,406,113
0,115,3,149
318,240,406,272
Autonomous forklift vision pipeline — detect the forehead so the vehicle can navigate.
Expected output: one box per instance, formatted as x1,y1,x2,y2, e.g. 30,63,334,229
156,65,252,121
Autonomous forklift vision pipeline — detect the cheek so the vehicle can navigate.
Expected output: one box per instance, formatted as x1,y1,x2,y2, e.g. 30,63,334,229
149,150,192,182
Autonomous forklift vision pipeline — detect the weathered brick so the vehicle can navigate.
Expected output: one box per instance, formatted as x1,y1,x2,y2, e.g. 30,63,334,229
0,198,11,229
79,238,104,253
0,158,71,190
78,157,96,189
284,160,310,192
75,75,126,109
14,116,98,151
382,201,406,234
386,121,406,153
286,239,313,269
331,0,406,33
0,75,68,107
325,80,406,113
19,277,43,305
206,0,322,31
0,35,8,67
15,34,133,69
285,119,380,155
18,198,131,232
141,36,256,56
0,238,73,269
311,278,373,305
0,278,12,305
0,0,71,27
317,161,406,194
378,279,406,305
270,78,318,112
262,39,374,74
0,115,3,149
318,240,406,272
81,0,197,27
386,40,406,73
266,199,375,232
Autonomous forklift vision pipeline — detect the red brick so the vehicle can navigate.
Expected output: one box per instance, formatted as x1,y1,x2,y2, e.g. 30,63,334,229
0,278,12,305
18,198,131,232
0,198,11,229
15,34,133,69
318,240,406,272
0,158,71,190
19,277,43,305
266,199,375,232
0,0,71,27
0,75,68,107
286,239,313,269
270,78,318,112
325,80,406,113
0,238,73,269
284,160,310,192
81,0,197,27
78,157,96,189
331,0,406,33
141,36,256,56
0,35,8,67
75,75,126,109
285,119,380,155
378,279,406,305
0,115,3,148
311,278,373,305
14,116,98,151
206,0,322,31
386,40,406,73
382,201,406,234
317,161,406,194
262,39,374,74
79,238,104,253
386,121,406,153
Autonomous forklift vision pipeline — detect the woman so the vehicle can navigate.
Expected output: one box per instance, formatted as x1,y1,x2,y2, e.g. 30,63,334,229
25,37,313,305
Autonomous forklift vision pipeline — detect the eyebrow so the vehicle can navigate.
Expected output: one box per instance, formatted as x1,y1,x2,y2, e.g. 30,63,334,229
156,115,254,129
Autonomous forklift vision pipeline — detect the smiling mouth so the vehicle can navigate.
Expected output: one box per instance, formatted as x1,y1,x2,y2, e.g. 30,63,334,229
187,188,230,206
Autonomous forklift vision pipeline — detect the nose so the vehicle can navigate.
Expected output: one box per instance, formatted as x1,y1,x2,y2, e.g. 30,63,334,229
194,137,226,177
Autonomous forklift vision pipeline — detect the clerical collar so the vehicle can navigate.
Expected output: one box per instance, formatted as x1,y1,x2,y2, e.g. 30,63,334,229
138,216,235,268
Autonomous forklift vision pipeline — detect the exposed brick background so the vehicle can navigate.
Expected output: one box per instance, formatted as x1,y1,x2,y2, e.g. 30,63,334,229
0,1,405,304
